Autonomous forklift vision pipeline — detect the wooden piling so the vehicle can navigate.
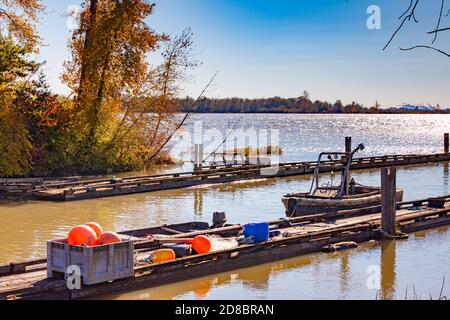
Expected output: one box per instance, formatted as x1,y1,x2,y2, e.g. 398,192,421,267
343,137,352,194
381,167,397,235
445,133,449,154
345,137,352,154
194,144,203,172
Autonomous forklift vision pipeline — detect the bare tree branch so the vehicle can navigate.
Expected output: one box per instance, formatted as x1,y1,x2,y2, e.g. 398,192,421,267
385,0,450,58
384,0,420,51
399,0,414,20
203,118,242,163
428,27,450,34
145,72,218,164
432,0,445,43
400,45,450,57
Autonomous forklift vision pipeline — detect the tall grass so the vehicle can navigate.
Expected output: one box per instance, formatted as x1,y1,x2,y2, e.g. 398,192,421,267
224,145,283,157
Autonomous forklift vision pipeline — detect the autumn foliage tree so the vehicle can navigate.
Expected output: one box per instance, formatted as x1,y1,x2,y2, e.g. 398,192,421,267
63,0,198,172
1,0,200,176
105,28,199,167
0,1,44,176
0,0,44,50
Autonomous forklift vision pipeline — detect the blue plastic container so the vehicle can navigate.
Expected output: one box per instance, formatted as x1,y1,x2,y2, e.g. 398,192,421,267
162,244,192,258
244,223,270,243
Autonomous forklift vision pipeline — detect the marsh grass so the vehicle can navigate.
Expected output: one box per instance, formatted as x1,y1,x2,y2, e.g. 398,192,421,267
224,145,283,157
375,276,447,300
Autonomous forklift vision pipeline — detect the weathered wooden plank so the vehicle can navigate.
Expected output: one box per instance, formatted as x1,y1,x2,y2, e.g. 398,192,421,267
2,152,449,202
0,265,10,277
400,215,450,233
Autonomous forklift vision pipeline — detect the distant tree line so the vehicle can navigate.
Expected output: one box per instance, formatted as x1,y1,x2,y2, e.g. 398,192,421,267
179,96,449,114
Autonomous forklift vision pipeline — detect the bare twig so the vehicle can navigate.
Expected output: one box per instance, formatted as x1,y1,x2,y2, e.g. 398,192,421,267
400,45,450,58
202,118,242,163
399,0,414,20
387,0,450,58
384,0,420,51
432,0,445,43
146,72,218,163
427,27,450,34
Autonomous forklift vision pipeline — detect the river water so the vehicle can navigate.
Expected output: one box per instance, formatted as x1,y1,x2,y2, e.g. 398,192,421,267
0,114,449,300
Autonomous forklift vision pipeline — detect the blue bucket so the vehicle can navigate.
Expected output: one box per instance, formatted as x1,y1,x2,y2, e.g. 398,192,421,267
244,223,270,243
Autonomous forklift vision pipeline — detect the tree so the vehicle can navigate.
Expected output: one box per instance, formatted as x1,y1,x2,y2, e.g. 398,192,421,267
0,0,44,50
105,28,200,165
62,1,201,172
62,0,167,168
0,37,39,176
0,0,44,176
0,36,38,86
301,90,310,100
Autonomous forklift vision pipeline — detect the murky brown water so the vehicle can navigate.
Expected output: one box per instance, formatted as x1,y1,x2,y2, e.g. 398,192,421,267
1,114,449,299
101,227,450,300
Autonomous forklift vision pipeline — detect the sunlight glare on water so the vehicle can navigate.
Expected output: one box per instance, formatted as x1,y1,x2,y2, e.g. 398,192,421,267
0,114,449,299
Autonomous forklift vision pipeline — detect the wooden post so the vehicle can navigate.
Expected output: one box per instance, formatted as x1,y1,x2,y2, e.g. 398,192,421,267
445,133,449,154
381,167,397,235
343,137,352,195
194,144,203,172
345,137,352,155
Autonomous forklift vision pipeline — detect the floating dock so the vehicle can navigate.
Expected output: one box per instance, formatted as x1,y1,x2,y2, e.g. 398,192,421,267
1,195,449,300
2,152,450,202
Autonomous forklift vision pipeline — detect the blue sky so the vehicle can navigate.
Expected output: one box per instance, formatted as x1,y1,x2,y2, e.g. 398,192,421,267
38,0,450,107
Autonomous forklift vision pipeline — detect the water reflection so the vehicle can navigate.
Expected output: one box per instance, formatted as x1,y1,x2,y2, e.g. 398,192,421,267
444,163,449,187
103,254,316,300
380,240,397,300
100,227,448,300
0,164,449,264
339,252,350,294
193,189,203,215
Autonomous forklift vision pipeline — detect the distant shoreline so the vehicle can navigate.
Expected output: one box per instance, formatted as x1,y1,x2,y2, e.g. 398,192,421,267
179,97,449,115
182,110,450,115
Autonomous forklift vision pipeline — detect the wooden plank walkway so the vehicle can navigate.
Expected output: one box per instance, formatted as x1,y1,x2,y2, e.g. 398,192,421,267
1,197,449,300
1,152,448,202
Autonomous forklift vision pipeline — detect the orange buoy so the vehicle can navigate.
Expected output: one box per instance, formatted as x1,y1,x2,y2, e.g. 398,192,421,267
85,222,103,238
68,225,98,246
192,235,212,254
97,231,122,245
150,249,176,263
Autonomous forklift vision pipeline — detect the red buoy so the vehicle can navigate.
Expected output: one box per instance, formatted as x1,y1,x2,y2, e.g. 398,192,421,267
85,222,103,238
68,225,98,246
97,231,122,245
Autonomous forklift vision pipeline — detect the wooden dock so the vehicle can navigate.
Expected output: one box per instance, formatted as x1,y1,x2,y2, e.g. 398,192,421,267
1,195,449,300
2,152,450,202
